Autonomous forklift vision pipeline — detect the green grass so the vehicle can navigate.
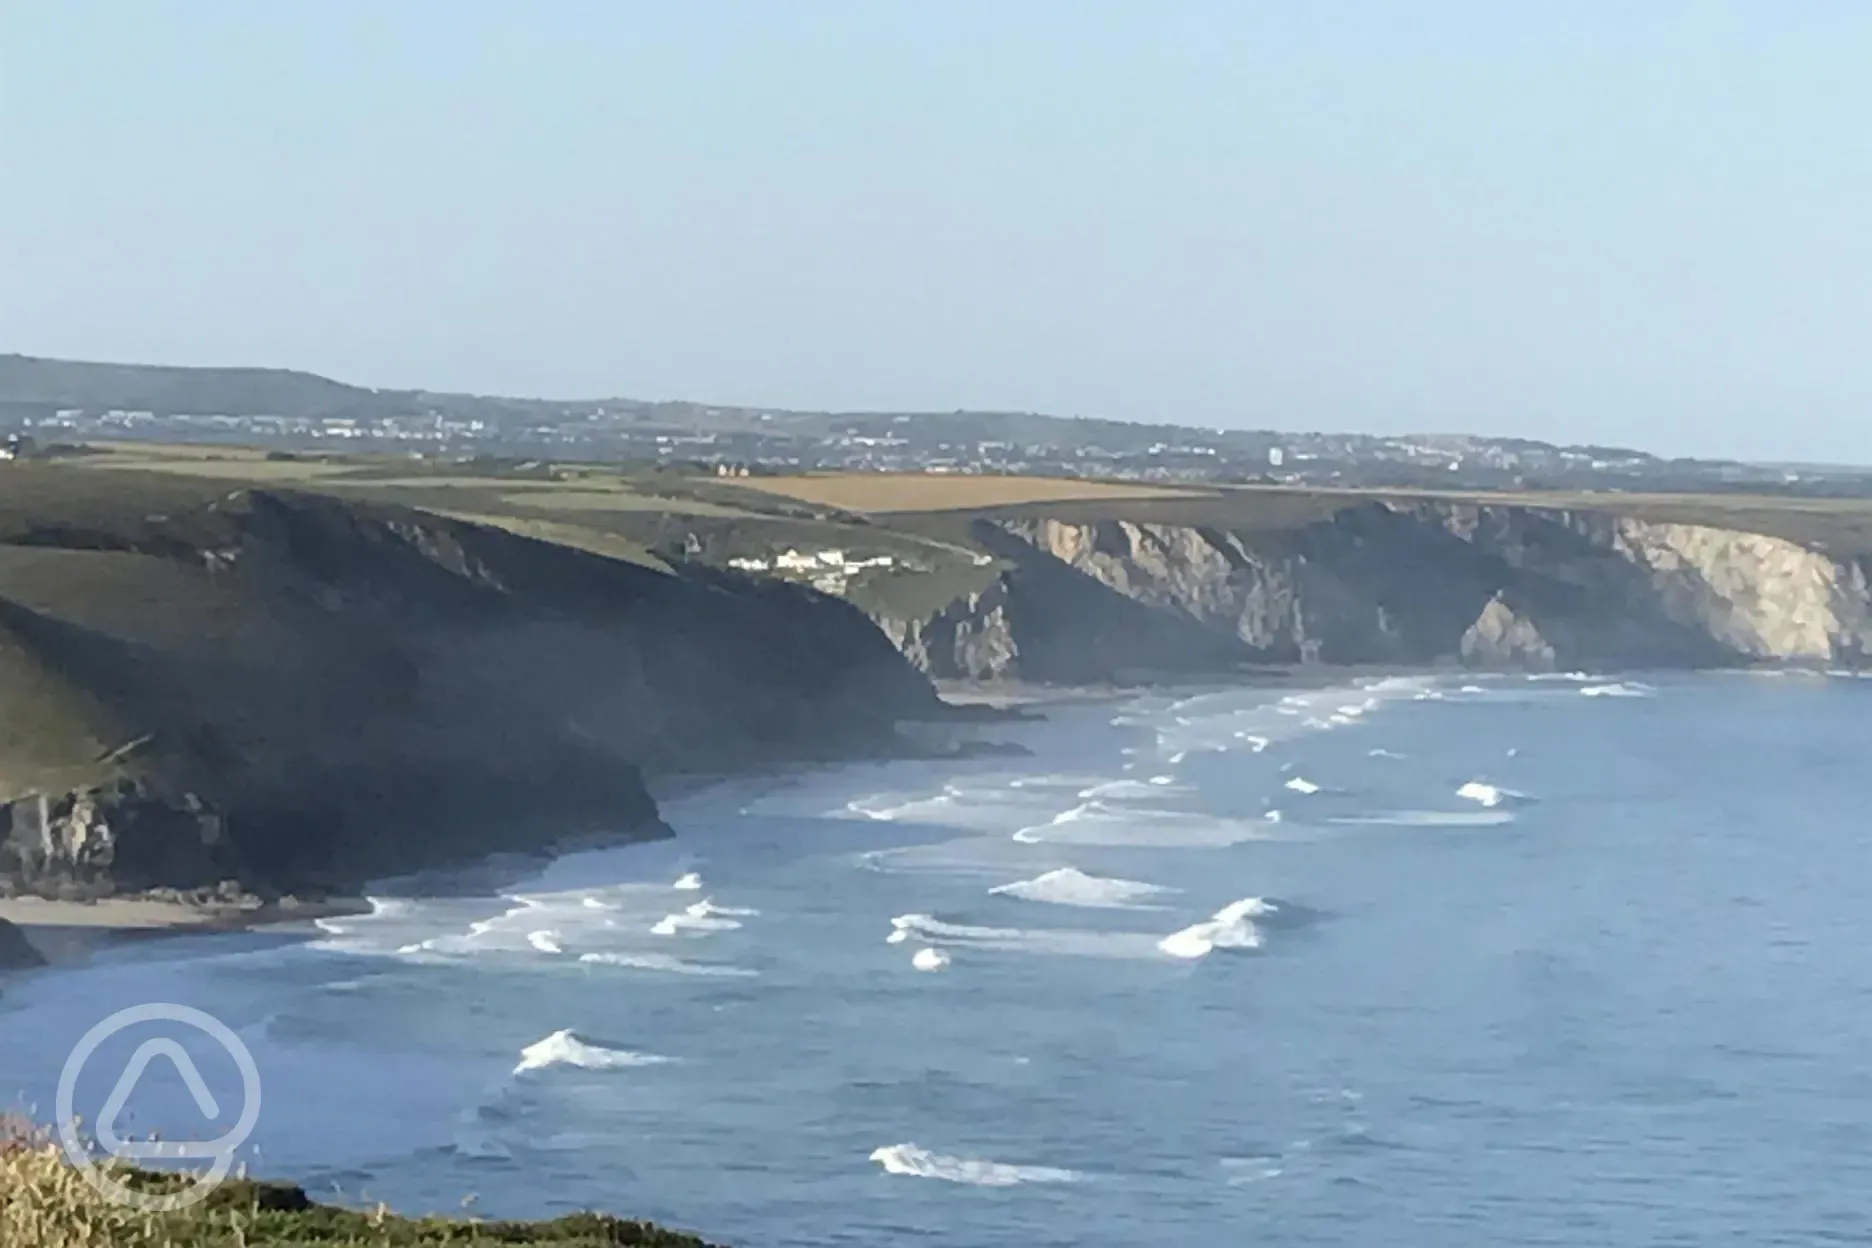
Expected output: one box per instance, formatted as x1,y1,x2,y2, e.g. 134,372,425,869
0,1120,722,1247
839,555,1009,620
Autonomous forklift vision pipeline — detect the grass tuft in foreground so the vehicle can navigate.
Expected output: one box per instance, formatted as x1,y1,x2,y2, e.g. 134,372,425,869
1,1118,721,1247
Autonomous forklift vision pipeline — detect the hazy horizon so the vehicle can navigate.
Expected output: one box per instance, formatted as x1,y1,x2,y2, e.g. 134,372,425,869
3,2,1868,463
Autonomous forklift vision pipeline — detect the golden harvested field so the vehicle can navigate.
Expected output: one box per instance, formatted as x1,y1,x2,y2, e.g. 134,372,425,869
735,473,1211,514
84,450,359,481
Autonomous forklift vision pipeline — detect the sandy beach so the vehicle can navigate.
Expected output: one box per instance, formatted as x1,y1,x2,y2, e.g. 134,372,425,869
0,894,369,968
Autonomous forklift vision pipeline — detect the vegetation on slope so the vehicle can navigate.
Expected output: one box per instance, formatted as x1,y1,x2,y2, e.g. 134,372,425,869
0,1121,719,1247
0,459,947,902
0,355,373,422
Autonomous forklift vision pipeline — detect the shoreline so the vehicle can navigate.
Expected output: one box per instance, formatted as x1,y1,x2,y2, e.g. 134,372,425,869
0,893,371,971
0,681,1141,980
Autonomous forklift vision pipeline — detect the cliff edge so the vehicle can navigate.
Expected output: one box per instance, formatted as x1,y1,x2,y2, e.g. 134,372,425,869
0,466,946,902
869,498,1872,678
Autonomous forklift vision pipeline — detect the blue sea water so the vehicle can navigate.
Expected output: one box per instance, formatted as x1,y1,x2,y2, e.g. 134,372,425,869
5,671,1872,1247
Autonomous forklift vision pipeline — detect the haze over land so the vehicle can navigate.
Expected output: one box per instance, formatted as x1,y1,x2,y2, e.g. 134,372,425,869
3,3,1869,462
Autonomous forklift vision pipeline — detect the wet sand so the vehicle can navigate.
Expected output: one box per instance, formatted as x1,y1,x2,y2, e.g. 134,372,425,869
0,895,369,968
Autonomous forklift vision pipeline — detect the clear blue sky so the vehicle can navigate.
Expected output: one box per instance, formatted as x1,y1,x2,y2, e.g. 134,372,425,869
2,2,1867,462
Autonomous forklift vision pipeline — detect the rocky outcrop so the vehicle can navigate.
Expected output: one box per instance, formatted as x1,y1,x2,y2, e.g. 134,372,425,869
0,916,44,970
0,477,951,901
870,521,1266,684
870,501,1872,679
874,582,1020,681
1460,593,1557,669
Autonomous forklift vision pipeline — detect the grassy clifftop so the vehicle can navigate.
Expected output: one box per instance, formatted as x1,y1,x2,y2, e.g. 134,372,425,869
0,459,945,901
1,1126,720,1247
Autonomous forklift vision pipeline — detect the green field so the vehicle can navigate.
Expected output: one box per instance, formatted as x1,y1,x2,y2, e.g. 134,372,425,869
22,443,1872,596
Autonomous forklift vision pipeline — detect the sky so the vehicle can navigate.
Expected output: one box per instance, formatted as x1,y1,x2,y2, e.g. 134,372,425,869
1,2,1868,462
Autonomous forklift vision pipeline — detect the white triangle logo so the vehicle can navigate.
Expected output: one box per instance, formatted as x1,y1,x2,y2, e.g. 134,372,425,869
95,1039,224,1161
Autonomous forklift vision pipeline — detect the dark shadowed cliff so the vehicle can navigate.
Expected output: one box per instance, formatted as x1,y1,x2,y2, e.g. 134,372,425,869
0,465,947,901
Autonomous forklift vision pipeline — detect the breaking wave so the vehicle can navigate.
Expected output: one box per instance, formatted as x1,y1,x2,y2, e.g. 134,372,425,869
577,952,757,977
989,867,1178,910
1011,802,1269,849
514,1029,675,1075
870,1143,1082,1186
887,913,1162,961
651,898,757,936
1158,896,1274,959
1330,810,1516,828
1078,777,1189,800
911,947,951,972
1456,781,1531,808
1581,681,1657,699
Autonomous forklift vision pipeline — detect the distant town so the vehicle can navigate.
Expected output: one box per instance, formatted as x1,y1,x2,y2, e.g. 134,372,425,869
1,352,1866,497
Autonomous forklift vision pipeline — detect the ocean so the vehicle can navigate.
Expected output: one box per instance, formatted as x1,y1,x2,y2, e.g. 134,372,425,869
4,671,1871,1246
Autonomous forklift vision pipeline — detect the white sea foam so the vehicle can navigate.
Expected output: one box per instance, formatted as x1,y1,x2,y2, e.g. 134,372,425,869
1221,1156,1286,1185
1581,681,1657,699
888,912,1162,961
870,1143,1081,1186
577,952,756,977
989,867,1179,910
673,872,704,890
1367,748,1407,760
1283,776,1321,795
651,902,746,937
1158,897,1274,959
514,1029,674,1075
1330,810,1516,828
1456,781,1529,808
1011,801,1268,848
1078,778,1189,801
1006,773,1114,791
691,898,758,917
526,930,564,955
1142,676,1436,761
912,947,952,972
841,780,1074,833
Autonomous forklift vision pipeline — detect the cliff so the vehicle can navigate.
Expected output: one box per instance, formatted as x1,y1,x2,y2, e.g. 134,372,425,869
0,466,946,901
871,500,1872,678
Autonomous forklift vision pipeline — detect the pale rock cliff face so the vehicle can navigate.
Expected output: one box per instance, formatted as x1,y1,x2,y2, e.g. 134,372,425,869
1460,593,1558,669
1605,519,1872,663
871,503,1872,679
873,583,1021,681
